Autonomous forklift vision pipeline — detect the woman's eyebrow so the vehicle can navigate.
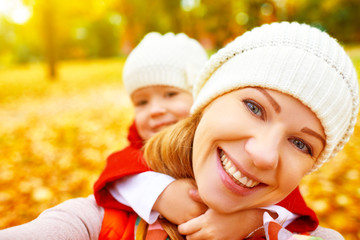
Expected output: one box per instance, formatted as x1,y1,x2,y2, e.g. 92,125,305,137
301,127,326,147
254,88,325,146
256,88,281,113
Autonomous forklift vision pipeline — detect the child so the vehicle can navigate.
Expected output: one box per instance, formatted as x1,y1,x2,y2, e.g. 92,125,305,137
93,31,211,237
94,29,327,239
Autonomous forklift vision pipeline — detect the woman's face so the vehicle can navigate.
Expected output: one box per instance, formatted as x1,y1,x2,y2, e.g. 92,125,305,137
192,87,325,213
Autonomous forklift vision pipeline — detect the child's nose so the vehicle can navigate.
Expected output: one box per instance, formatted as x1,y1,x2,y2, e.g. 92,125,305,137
244,129,280,170
149,101,166,117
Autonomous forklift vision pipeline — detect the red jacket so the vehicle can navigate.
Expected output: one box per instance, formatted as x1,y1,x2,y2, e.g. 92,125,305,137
94,122,148,212
94,121,318,239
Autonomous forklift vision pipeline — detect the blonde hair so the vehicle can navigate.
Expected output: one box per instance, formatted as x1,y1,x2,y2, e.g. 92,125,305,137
143,111,202,240
144,111,202,179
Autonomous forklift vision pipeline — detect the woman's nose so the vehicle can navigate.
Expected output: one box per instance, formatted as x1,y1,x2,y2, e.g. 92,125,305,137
244,131,280,170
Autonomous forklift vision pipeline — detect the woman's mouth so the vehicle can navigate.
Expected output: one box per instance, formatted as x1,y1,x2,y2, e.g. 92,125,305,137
219,149,260,188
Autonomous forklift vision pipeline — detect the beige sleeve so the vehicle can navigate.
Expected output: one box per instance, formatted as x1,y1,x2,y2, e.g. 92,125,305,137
0,195,104,240
310,226,345,240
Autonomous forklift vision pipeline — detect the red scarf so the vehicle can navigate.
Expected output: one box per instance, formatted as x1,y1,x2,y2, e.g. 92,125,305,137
94,121,318,239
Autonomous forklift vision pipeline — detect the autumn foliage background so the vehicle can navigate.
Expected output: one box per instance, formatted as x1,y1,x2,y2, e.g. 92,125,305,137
1,0,360,239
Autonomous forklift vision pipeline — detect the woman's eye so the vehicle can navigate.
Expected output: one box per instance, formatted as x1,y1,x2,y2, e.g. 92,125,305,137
244,100,264,119
165,91,178,98
290,138,313,156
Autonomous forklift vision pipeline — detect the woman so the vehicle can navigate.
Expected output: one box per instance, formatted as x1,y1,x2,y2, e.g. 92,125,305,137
141,22,357,239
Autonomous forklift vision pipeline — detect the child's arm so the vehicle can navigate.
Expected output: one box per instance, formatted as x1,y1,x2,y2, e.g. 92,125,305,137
108,172,207,224
178,208,268,240
152,178,208,225
177,190,295,240
178,208,298,239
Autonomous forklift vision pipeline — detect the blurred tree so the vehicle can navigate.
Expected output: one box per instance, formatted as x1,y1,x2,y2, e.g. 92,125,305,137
0,20,16,65
112,0,183,53
41,0,57,79
198,0,234,48
1,0,360,66
177,0,276,48
326,0,360,43
286,0,360,43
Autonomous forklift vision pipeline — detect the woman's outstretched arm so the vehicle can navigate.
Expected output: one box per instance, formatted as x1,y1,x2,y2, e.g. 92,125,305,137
0,195,104,240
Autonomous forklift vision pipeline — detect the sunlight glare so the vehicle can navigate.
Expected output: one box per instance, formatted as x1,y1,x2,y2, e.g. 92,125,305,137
181,0,200,12
0,0,12,14
0,0,31,24
11,5,31,24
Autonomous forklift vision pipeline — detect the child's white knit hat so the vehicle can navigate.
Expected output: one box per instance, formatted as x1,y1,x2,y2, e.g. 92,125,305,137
191,22,359,171
123,32,208,96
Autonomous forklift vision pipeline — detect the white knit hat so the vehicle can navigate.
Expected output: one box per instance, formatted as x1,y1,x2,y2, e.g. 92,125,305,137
191,22,359,171
123,32,208,96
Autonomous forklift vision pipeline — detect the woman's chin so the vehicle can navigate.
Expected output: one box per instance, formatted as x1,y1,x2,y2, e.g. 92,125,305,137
203,197,246,214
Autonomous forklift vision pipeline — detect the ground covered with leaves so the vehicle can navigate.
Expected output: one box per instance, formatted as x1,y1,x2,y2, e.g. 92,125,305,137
0,56,359,239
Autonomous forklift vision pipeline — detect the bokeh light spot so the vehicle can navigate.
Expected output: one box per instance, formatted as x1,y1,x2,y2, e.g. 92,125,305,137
11,6,31,24
235,12,249,25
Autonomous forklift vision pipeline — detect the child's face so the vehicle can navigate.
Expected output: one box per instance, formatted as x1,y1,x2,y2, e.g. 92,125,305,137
192,87,325,213
132,85,193,141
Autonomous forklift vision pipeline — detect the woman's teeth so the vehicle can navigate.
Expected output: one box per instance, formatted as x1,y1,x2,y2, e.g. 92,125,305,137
220,150,260,188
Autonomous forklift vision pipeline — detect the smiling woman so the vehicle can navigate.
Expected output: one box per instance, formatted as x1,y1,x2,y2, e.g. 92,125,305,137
144,21,358,239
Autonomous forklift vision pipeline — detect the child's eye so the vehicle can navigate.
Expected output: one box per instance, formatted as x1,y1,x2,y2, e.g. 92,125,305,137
290,138,313,156
244,100,265,119
134,99,148,107
164,91,178,98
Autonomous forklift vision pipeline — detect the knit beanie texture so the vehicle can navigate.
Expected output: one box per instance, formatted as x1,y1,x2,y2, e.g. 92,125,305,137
123,32,208,96
191,22,359,171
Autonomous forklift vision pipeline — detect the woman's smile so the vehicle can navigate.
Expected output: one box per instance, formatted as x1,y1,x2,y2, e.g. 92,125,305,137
218,148,262,189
